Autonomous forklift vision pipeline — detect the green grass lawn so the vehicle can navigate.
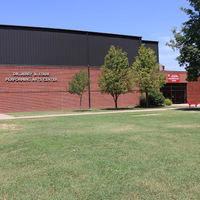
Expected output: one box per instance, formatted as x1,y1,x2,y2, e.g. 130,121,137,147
0,110,199,200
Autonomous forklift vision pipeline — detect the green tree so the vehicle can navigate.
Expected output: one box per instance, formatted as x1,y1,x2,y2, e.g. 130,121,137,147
167,0,200,81
98,45,134,109
67,70,90,111
131,44,166,107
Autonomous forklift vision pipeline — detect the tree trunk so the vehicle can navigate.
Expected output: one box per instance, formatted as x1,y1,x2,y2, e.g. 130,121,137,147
80,95,82,111
114,95,118,109
146,92,149,107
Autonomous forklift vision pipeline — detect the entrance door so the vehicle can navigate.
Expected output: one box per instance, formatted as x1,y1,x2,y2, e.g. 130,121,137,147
160,83,187,104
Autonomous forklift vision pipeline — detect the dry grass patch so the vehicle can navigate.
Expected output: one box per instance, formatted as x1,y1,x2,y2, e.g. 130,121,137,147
0,123,20,130
111,126,134,132
28,117,56,121
132,114,161,117
169,124,200,128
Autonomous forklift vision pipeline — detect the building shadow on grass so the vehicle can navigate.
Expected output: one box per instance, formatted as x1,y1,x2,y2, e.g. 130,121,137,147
176,107,200,111
74,107,136,112
74,109,93,112
101,107,136,111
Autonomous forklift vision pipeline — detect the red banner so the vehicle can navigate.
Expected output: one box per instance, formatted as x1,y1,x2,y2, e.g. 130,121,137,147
168,74,180,82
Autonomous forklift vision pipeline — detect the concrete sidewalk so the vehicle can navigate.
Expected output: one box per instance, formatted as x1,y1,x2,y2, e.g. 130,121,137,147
0,114,15,120
0,105,195,120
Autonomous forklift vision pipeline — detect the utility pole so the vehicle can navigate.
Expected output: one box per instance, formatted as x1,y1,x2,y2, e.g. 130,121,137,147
86,32,91,109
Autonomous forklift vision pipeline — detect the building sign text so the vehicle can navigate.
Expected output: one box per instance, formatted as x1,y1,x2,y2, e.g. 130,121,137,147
5,72,58,82
168,74,180,83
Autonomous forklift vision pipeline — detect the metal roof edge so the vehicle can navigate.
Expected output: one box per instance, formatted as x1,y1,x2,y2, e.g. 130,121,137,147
142,39,159,43
164,70,187,73
0,24,143,40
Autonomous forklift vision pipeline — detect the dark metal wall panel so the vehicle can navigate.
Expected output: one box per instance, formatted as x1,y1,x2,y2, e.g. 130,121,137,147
88,34,141,67
142,40,159,62
0,26,88,66
0,25,158,67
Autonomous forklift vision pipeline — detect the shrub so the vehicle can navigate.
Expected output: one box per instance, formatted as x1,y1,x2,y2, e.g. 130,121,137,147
164,98,173,106
148,92,165,107
139,95,147,107
139,92,165,107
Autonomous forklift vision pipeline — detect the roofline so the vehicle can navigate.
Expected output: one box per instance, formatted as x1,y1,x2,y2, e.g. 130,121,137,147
164,70,187,73
0,24,143,40
142,39,159,44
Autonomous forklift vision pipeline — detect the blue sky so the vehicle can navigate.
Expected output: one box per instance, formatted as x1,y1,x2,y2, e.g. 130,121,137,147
0,0,190,71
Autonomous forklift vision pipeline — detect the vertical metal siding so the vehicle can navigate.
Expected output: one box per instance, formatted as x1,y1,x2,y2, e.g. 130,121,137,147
88,34,141,66
0,26,158,67
142,40,159,62
0,27,88,66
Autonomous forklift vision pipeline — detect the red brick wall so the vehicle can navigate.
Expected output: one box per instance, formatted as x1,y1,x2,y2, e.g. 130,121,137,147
164,71,200,104
163,71,187,83
187,78,200,103
0,66,140,113
89,68,139,109
2,66,199,113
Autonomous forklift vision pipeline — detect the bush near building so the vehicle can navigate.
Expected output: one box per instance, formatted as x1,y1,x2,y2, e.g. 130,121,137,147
164,98,173,106
139,92,165,107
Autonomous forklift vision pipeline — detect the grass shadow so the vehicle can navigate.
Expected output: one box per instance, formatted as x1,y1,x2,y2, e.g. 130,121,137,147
176,107,200,111
100,107,136,111
73,109,93,113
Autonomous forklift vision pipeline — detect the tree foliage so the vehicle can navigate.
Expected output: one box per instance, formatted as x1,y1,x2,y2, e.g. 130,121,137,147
98,45,134,109
67,70,90,110
167,0,200,81
131,44,166,107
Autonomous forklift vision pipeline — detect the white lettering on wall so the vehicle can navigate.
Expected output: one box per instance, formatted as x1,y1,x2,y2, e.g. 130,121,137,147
5,72,58,83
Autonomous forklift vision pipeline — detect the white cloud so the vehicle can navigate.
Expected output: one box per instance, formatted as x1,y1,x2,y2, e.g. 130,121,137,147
165,65,185,71
156,34,184,71
158,36,171,41
159,54,178,62
148,34,185,71
159,44,175,52
159,53,185,71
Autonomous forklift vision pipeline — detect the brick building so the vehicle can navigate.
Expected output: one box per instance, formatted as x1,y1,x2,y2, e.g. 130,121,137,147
161,71,200,105
0,25,199,113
